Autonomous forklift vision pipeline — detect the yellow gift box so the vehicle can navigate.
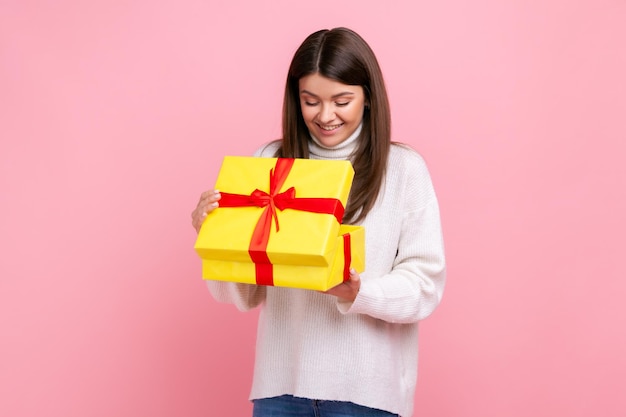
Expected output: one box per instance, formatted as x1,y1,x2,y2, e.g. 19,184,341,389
194,156,365,291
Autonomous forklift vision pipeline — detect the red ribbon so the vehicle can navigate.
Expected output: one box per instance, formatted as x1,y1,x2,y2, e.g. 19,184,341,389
218,158,345,286
342,233,352,282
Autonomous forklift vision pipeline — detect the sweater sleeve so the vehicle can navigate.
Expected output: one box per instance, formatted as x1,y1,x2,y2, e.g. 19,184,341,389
337,148,447,323
206,281,266,312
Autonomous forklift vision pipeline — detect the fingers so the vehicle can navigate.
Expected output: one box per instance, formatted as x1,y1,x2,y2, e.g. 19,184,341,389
320,269,361,301
347,269,361,290
191,189,221,233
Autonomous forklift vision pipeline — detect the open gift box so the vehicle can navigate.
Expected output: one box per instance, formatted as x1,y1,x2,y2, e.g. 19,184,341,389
194,156,365,291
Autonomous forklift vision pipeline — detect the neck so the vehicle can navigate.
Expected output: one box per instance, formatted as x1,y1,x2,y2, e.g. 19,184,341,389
308,123,362,160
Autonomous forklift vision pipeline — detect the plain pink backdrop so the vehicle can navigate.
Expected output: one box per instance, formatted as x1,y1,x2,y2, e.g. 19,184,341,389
1,1,625,416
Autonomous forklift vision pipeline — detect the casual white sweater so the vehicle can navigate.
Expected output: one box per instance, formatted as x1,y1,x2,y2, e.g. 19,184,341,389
206,131,446,417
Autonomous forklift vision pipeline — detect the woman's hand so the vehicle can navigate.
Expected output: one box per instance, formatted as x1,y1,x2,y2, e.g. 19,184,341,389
191,190,221,234
322,269,361,302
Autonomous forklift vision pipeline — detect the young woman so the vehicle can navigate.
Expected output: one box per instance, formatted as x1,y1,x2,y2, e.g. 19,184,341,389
191,27,446,417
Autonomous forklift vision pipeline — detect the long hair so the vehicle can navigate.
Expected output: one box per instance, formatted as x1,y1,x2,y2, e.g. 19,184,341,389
276,27,391,224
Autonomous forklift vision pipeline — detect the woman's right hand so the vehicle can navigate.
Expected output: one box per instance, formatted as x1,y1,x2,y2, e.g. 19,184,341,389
191,189,221,234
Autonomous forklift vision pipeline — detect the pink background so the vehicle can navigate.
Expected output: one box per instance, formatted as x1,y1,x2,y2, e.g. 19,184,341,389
2,1,625,416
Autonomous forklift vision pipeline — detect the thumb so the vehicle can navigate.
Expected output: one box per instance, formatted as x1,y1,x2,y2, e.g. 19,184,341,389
348,268,360,285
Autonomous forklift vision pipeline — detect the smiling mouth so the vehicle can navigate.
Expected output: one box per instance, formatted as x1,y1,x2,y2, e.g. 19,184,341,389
318,123,343,131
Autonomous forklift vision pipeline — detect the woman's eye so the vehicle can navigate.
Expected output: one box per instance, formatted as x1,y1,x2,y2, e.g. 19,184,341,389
304,101,319,107
336,102,350,107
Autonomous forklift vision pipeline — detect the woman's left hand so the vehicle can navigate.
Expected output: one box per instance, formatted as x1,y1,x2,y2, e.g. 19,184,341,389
322,269,361,302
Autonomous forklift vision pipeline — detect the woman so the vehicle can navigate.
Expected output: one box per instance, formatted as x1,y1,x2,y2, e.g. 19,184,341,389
191,27,446,417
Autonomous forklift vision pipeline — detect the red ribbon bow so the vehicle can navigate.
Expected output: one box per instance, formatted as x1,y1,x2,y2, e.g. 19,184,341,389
218,158,346,286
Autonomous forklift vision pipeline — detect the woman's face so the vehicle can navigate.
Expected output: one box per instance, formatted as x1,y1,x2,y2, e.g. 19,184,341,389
298,73,366,148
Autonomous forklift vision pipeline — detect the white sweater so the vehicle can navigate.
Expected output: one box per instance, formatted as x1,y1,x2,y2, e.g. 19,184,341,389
206,133,446,417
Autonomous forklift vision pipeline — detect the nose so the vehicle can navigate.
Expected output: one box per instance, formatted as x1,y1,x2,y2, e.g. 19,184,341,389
318,104,335,124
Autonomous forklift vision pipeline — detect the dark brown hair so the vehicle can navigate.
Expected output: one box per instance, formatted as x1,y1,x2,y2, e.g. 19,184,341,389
276,27,391,224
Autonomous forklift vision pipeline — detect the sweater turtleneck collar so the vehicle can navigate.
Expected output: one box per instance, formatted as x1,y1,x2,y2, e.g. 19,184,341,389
308,123,362,160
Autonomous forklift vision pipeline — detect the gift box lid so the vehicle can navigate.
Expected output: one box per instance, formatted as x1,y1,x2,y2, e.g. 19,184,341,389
194,156,354,267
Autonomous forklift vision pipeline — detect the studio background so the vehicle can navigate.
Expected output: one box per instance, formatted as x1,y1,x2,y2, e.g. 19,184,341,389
1,1,625,416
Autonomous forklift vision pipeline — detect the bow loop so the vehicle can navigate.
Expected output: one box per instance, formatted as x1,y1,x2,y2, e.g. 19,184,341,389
250,189,272,207
273,187,296,211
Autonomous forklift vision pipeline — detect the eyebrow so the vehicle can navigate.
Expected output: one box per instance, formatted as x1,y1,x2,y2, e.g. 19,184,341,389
300,90,355,99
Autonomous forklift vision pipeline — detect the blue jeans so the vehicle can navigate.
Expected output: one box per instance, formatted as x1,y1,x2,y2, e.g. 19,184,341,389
252,395,399,417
